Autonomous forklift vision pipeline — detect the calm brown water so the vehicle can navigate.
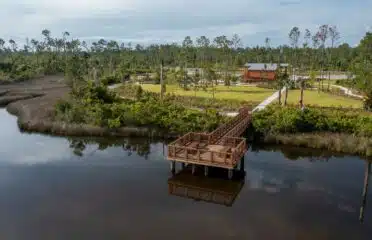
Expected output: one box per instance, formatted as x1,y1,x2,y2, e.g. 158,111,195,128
0,109,371,240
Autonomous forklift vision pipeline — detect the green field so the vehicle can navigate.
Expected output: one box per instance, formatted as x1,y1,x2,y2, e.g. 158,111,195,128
139,84,275,102
129,84,363,108
286,90,362,108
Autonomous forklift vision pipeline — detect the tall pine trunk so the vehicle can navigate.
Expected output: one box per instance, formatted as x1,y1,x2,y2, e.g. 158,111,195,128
160,60,164,101
300,80,304,107
284,87,288,106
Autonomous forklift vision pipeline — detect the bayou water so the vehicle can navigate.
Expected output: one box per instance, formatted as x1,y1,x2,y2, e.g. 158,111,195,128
0,109,371,240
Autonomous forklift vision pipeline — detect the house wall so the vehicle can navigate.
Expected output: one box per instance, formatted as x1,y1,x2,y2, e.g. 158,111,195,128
242,69,276,82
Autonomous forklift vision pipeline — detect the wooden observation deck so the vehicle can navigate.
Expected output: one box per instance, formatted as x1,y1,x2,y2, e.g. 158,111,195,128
167,107,251,178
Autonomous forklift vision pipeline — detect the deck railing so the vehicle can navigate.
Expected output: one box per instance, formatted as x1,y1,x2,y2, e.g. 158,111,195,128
209,107,250,144
167,137,247,168
167,107,251,169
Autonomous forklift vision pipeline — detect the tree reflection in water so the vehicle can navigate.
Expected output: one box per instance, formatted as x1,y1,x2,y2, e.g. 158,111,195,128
252,143,372,223
251,144,348,162
67,137,164,159
360,161,371,223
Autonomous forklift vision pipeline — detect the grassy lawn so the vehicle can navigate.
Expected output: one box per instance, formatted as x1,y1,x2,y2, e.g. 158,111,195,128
139,84,275,102
120,84,362,109
286,90,363,108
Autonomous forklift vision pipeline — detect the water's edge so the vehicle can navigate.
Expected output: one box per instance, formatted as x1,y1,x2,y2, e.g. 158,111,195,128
2,89,370,157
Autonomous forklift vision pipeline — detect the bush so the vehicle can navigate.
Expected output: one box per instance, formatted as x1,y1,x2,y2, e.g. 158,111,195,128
253,105,372,136
256,81,277,89
55,83,227,133
100,73,122,85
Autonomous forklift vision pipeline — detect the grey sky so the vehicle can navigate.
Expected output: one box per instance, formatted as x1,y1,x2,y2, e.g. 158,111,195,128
0,0,371,47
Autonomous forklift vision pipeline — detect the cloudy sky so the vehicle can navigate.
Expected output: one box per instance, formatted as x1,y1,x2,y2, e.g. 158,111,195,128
0,0,371,47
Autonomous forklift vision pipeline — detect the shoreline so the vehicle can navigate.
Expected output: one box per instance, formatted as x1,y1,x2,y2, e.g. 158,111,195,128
1,76,370,157
1,76,179,139
3,96,371,157
261,133,372,157
5,101,179,139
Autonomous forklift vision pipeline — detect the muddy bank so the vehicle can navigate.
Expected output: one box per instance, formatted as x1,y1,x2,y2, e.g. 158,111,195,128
261,133,372,157
1,76,178,139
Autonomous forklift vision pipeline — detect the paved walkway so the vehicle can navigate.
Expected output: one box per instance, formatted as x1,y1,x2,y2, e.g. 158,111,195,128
330,85,363,99
252,87,286,112
107,83,123,90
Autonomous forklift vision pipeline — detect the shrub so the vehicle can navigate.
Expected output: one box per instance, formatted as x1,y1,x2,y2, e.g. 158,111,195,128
100,73,122,85
253,105,372,137
55,83,227,132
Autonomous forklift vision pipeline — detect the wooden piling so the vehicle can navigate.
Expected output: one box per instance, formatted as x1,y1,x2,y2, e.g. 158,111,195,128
170,161,176,173
192,164,196,175
204,166,209,176
228,169,233,179
240,156,245,171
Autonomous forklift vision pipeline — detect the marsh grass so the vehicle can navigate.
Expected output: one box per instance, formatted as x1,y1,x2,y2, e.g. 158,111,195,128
263,133,372,156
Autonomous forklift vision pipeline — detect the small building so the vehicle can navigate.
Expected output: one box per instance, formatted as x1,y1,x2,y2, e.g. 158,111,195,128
242,63,289,82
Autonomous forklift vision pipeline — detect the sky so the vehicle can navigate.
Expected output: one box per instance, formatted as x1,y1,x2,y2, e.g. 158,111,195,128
0,0,371,47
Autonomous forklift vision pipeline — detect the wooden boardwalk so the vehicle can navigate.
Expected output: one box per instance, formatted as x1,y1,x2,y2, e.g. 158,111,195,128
167,107,251,178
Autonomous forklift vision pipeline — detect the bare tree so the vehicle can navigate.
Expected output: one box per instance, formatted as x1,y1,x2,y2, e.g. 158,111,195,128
317,24,329,91
303,29,311,69
328,25,340,90
231,34,243,70
311,33,321,92
288,27,301,106
231,34,243,50
304,29,311,46
265,37,272,63
196,36,210,80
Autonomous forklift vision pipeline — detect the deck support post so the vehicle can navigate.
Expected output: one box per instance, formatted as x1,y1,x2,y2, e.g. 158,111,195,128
228,169,233,179
192,164,196,175
204,166,209,176
240,156,245,172
170,161,176,173
181,163,186,169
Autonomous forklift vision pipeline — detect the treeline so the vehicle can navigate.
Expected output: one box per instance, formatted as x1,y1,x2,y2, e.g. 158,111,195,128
1,25,371,108
0,25,360,80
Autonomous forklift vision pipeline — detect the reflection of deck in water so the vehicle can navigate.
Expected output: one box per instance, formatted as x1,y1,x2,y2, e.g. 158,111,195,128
168,167,245,206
